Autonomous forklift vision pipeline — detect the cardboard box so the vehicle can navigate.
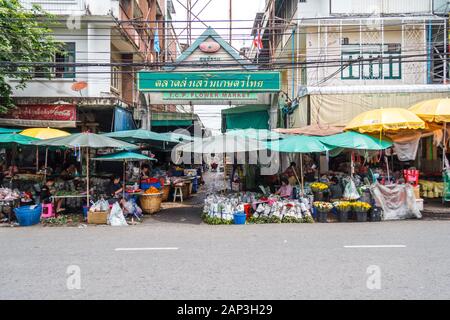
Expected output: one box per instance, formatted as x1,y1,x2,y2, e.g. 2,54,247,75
87,210,108,225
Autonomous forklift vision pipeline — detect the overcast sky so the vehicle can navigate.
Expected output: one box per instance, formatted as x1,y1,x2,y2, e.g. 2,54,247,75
171,0,266,134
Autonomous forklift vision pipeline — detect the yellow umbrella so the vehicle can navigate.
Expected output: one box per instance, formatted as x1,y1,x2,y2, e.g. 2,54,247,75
20,128,71,175
20,127,70,139
409,98,450,123
409,98,450,179
345,108,426,133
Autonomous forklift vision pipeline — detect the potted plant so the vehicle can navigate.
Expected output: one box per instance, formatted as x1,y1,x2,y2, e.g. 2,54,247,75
352,201,372,222
311,182,329,202
313,201,333,223
333,201,352,222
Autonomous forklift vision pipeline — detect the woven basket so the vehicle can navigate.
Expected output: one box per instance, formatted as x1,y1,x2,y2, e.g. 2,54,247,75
161,185,171,202
140,193,163,214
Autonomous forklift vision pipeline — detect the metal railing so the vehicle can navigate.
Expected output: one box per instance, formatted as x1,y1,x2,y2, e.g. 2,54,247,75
20,0,86,14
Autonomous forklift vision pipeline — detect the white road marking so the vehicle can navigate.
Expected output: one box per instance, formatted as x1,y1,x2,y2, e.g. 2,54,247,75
115,247,179,251
344,245,406,248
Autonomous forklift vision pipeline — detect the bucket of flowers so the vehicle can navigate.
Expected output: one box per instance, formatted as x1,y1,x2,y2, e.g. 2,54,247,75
313,201,333,223
311,182,329,202
333,201,352,222
352,201,372,222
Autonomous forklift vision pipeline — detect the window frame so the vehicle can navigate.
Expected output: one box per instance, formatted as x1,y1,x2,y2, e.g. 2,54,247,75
341,51,361,80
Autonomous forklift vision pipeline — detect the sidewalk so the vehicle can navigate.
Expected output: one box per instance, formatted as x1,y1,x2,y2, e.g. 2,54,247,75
142,189,205,225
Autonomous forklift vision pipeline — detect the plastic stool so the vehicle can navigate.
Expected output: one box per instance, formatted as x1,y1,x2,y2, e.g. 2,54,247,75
41,203,55,219
173,185,183,203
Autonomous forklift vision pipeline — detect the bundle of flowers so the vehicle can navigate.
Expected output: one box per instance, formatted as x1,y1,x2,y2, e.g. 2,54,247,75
333,201,353,212
311,182,329,192
313,201,333,213
352,201,372,213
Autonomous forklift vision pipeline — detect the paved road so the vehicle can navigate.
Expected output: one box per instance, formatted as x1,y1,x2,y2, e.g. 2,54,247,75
1,219,449,300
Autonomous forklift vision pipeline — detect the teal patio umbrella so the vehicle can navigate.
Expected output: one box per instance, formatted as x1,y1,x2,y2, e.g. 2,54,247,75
33,132,137,204
103,129,180,144
319,131,392,150
320,132,393,177
226,129,284,141
0,133,39,145
93,151,156,197
0,128,21,134
266,135,334,194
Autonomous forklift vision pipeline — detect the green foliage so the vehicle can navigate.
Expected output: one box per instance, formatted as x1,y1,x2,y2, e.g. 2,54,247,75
201,213,233,225
0,0,62,112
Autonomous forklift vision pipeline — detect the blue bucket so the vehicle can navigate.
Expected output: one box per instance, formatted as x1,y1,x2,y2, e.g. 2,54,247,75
233,212,246,225
14,205,42,227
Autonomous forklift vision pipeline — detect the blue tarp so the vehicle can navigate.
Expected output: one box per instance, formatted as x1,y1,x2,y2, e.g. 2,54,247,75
113,107,137,132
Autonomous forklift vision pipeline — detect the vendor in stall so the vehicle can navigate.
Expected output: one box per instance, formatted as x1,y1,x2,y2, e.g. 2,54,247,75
40,178,64,213
140,164,151,180
329,176,343,200
283,162,299,185
108,176,123,203
275,177,293,198
3,163,18,178
60,164,79,180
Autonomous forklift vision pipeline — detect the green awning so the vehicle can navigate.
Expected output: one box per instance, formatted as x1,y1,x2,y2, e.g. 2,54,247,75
222,105,269,130
151,120,193,127
320,132,393,150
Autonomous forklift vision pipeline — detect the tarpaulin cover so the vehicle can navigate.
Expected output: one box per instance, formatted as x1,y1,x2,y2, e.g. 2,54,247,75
114,107,136,132
370,183,422,220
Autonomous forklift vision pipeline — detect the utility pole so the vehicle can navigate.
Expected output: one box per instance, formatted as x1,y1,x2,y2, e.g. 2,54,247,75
187,0,192,46
229,0,232,45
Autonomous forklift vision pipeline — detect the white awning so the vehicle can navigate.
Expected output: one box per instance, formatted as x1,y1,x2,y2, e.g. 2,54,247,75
299,84,450,97
0,119,76,128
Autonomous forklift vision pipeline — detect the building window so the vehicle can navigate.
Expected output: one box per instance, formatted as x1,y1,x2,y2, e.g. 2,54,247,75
341,52,360,79
111,66,121,93
341,44,401,80
34,42,76,79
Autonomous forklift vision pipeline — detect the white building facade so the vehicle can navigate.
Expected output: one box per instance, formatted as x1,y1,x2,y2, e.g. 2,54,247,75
4,0,171,131
254,0,450,128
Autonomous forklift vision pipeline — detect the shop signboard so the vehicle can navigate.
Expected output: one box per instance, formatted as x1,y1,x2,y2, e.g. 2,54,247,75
138,71,281,92
162,92,259,101
0,104,77,128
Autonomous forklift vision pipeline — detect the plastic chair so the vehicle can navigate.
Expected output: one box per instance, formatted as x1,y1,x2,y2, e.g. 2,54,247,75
173,185,183,203
41,203,55,219
403,170,419,186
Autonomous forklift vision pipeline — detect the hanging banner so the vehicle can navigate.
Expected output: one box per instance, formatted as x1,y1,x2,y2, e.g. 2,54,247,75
0,104,77,128
138,71,281,92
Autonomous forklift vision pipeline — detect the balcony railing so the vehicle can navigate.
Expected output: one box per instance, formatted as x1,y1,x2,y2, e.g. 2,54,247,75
20,0,86,14
330,0,434,15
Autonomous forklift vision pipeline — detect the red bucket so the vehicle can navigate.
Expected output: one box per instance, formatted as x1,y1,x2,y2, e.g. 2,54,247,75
244,204,252,219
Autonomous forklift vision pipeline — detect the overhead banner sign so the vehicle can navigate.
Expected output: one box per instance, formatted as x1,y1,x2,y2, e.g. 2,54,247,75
138,71,281,92
0,104,77,128
162,92,259,101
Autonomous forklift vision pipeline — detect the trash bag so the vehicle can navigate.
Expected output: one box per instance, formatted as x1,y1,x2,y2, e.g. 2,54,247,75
108,202,128,226
343,178,360,200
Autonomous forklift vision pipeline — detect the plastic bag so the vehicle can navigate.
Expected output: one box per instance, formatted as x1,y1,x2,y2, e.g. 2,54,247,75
343,178,360,201
108,202,128,226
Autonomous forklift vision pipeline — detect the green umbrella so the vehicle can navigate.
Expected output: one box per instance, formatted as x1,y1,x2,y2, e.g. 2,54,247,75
93,151,156,197
266,135,334,195
93,151,156,162
0,133,39,145
265,135,333,153
33,132,137,149
32,132,138,205
103,129,180,144
0,128,21,134
226,129,284,141
160,132,195,142
319,131,392,150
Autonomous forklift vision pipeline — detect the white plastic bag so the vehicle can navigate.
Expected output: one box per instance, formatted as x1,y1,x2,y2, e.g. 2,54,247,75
108,202,128,226
343,178,360,200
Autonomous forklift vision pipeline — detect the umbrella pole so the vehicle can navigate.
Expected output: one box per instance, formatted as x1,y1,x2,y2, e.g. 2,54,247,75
123,160,126,198
86,148,90,207
299,154,305,196
443,122,447,172
44,147,48,181
36,146,39,173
